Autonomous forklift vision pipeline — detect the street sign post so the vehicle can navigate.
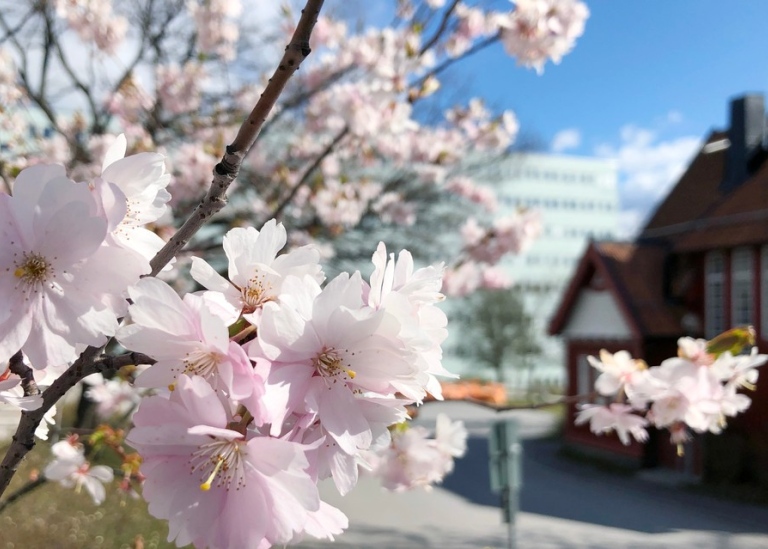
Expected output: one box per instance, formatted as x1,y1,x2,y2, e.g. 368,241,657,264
489,419,523,549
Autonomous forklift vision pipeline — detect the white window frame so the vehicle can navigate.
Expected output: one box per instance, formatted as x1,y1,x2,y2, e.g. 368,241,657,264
576,354,591,403
731,247,754,328
705,251,726,339
761,246,768,340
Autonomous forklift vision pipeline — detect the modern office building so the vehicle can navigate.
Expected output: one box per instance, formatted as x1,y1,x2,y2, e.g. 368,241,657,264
463,152,620,388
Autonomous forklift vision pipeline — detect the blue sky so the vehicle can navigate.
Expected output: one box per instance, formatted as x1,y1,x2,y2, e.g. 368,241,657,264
361,1,766,236
429,1,768,235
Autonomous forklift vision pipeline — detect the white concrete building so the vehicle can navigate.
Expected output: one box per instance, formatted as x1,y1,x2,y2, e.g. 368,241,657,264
467,152,620,387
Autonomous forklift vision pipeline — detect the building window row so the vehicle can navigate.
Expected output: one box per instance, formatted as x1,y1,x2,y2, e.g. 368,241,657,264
525,255,578,266
500,195,616,212
513,169,597,184
704,246,766,339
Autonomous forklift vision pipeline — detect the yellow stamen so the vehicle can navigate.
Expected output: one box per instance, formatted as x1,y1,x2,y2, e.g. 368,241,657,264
676,444,684,458
14,267,25,278
199,457,224,491
168,383,176,391
346,369,356,379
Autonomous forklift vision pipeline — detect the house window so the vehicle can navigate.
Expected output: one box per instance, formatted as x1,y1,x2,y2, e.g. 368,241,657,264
731,247,753,328
705,251,725,338
761,246,768,340
576,354,591,403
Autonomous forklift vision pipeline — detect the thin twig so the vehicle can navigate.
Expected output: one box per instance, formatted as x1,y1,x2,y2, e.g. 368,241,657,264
410,34,499,99
148,0,325,276
0,476,46,515
418,0,461,56
268,125,349,223
428,392,597,412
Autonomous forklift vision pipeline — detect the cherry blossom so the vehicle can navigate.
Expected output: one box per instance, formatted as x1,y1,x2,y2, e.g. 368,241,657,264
93,134,172,263
580,333,766,450
117,277,262,408
0,164,148,368
127,374,341,548
54,0,128,54
190,220,324,326
499,0,590,73
587,349,648,398
575,403,649,446
44,439,114,505
369,414,468,492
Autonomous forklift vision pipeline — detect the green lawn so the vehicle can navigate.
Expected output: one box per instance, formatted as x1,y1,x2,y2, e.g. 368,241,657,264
0,441,177,549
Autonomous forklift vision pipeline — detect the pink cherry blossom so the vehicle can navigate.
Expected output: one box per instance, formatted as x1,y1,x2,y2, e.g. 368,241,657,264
191,220,324,326
251,272,419,449
587,349,648,398
499,0,589,73
117,277,262,411
575,403,649,446
127,374,341,548
0,164,148,368
370,414,467,492
44,439,114,505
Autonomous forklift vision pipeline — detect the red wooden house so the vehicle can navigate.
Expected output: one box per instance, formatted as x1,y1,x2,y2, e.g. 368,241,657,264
549,94,768,481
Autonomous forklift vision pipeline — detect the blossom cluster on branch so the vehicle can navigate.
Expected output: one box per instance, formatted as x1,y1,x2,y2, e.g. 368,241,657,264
0,2,763,548
576,328,765,454
0,0,589,297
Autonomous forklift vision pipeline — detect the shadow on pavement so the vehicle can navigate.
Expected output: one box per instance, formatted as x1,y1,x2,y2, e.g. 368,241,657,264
441,436,768,535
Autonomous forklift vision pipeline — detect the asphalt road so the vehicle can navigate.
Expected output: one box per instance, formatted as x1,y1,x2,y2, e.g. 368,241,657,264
299,401,768,548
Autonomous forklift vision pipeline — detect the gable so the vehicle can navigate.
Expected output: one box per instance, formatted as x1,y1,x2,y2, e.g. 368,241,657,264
560,287,633,340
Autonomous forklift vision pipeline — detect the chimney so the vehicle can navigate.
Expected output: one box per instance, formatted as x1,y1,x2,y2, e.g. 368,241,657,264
722,94,765,192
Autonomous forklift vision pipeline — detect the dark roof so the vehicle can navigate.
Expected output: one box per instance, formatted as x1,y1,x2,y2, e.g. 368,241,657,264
673,159,768,251
549,241,684,338
639,131,728,241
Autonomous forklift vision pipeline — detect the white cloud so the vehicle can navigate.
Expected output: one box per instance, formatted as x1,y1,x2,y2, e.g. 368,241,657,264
596,124,701,239
550,128,582,152
666,110,683,124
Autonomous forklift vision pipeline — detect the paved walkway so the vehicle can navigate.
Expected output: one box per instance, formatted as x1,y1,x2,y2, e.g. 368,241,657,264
298,401,768,549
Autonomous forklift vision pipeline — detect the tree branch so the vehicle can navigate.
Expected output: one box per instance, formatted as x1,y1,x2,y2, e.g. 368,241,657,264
0,351,154,498
268,125,349,223
148,0,325,276
418,0,461,56
433,391,597,412
0,476,46,515
8,351,39,397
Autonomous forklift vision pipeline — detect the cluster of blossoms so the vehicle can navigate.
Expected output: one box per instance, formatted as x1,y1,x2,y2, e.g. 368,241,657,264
118,223,458,545
54,0,128,54
576,330,766,454
0,135,169,367
500,0,590,73
367,413,468,492
0,1,590,303
0,134,466,546
187,0,242,61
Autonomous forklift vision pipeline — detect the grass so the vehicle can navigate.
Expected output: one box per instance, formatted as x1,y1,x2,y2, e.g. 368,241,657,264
0,441,178,549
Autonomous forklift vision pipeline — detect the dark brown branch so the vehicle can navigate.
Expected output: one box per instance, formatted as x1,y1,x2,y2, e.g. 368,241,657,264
434,392,597,412
0,7,35,46
418,0,461,56
410,34,499,101
148,0,325,276
0,476,46,515
269,125,349,223
0,351,154,498
8,351,39,397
